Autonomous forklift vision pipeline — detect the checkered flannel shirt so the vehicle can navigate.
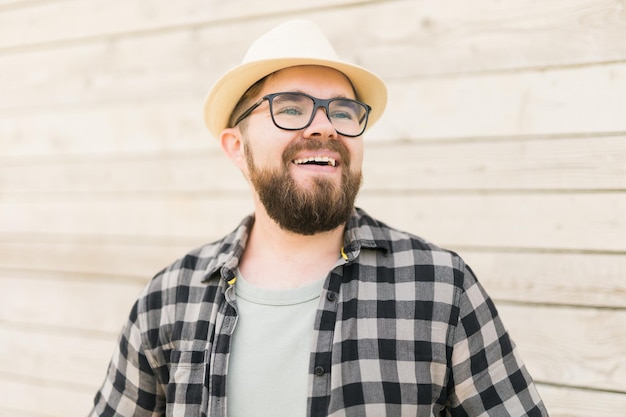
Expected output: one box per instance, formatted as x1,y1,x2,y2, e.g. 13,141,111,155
90,208,548,417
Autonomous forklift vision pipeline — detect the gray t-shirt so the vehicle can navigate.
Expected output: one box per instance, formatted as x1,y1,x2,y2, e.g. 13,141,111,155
226,271,325,417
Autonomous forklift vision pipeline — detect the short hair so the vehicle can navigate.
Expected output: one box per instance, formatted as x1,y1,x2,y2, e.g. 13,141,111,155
227,74,271,131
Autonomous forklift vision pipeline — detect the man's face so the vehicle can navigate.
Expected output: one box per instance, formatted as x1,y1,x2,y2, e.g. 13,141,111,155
239,65,365,235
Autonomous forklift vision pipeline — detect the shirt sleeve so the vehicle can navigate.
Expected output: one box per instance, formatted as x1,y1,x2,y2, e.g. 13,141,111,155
89,299,165,417
447,264,549,416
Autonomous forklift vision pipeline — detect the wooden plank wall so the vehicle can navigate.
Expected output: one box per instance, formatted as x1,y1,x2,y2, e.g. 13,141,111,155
1,0,625,415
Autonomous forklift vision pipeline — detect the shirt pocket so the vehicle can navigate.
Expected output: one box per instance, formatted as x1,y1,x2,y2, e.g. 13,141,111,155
168,348,208,407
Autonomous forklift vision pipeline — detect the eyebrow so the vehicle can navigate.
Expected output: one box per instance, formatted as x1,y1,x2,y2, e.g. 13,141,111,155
285,89,354,99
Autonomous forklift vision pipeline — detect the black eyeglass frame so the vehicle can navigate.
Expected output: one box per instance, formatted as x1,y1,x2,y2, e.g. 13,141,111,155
232,92,372,137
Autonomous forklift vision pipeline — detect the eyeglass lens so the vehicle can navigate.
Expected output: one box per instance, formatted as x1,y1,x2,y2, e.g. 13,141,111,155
269,93,368,137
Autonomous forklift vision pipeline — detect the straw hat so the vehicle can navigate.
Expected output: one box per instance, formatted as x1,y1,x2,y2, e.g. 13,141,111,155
202,19,387,139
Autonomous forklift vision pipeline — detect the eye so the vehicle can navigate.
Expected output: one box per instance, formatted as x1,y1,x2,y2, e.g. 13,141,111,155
330,110,355,120
272,94,310,117
330,100,363,121
276,105,304,116
330,105,359,120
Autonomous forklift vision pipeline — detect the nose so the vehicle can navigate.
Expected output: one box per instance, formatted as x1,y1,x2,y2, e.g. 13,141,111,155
302,107,338,139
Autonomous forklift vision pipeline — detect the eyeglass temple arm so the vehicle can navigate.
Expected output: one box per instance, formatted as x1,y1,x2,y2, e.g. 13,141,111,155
233,98,266,126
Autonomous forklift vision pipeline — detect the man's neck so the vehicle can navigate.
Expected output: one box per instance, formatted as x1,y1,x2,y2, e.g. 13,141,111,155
238,208,345,289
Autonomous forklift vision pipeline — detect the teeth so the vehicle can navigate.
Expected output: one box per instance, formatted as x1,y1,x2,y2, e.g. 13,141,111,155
293,156,336,167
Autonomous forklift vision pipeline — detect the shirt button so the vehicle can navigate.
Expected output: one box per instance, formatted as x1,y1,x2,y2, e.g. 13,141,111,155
314,366,325,376
326,292,336,302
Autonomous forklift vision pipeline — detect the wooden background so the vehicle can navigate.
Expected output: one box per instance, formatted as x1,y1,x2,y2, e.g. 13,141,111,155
1,0,625,416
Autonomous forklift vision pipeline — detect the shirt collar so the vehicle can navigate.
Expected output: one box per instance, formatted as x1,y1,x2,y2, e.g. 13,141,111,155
342,207,391,260
201,207,390,283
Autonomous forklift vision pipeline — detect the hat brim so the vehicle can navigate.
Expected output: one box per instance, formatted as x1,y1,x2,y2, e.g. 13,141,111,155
203,57,387,140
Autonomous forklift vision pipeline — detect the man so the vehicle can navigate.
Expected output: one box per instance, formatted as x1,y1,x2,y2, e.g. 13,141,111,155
90,20,548,417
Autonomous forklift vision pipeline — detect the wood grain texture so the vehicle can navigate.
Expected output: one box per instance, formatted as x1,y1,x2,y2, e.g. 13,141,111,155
0,0,371,49
0,271,144,333
0,192,624,251
536,384,626,417
363,135,626,191
2,61,626,157
499,304,626,393
2,0,625,75
0,325,115,389
0,239,198,277
3,242,624,308
360,192,626,252
462,250,626,309
0,378,94,417
1,0,625,415
369,63,626,141
2,135,624,194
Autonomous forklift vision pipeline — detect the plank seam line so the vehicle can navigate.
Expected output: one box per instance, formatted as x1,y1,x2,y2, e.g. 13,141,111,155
1,189,625,201
0,321,119,340
0,370,98,393
367,130,626,147
0,266,149,283
536,380,626,396
360,189,626,195
451,245,626,256
498,299,626,312
0,3,361,55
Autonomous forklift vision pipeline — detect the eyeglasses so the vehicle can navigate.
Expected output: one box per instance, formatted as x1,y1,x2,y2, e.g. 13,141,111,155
233,92,371,137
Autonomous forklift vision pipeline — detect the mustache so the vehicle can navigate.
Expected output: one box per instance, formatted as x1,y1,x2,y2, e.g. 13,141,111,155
282,139,351,167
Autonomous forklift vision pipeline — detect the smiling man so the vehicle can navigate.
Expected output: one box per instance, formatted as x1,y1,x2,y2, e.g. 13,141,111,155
90,20,549,417
231,68,364,236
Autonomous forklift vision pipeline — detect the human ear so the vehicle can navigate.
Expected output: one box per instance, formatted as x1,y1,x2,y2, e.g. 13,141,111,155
219,128,248,173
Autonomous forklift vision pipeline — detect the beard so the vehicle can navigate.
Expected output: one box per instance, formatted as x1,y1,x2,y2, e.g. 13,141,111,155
245,138,362,235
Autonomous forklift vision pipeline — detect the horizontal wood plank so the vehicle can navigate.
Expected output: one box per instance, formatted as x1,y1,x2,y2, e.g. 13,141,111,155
0,194,255,242
0,272,144,333
0,0,370,50
461,250,626,309
1,135,624,194
0,326,115,390
0,0,48,9
2,0,626,77
2,242,624,309
3,61,626,157
536,384,626,417
364,135,626,191
0,99,211,157
359,192,626,252
0,406,46,417
354,0,626,77
0,239,198,278
0,149,247,194
4,193,622,251
0,377,94,417
369,63,626,141
499,304,626,393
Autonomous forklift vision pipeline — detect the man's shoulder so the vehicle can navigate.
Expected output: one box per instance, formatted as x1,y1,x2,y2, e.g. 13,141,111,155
351,208,457,253
144,216,253,294
350,208,468,272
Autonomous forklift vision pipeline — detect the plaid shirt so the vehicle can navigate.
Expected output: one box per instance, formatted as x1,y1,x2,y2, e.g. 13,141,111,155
90,208,548,417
